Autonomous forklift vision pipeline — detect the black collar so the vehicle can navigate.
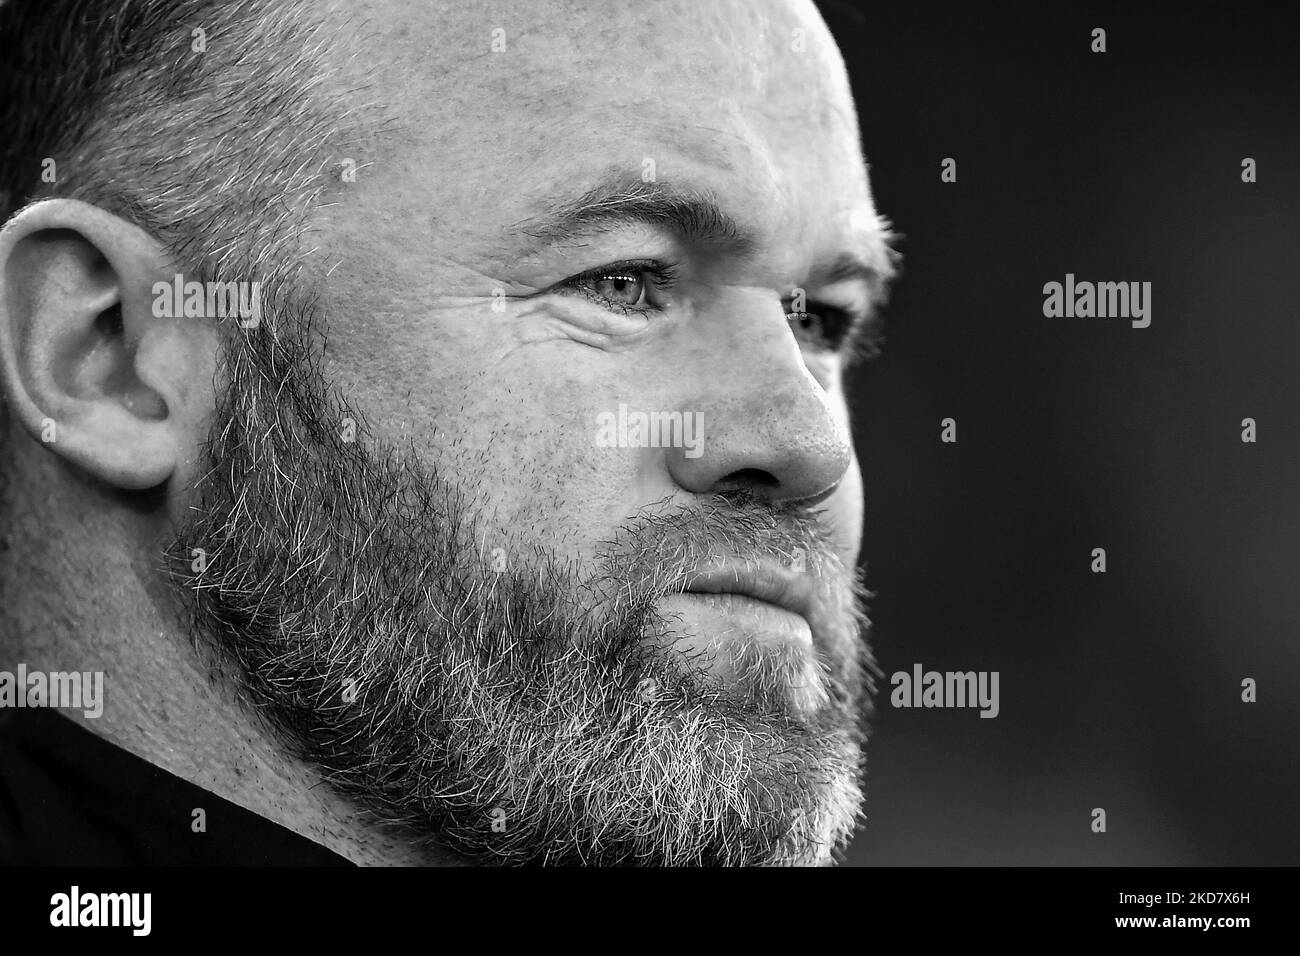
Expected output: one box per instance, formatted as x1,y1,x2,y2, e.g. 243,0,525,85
0,707,354,866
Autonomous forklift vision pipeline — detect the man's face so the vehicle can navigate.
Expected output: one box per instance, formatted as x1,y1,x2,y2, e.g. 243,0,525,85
170,0,888,864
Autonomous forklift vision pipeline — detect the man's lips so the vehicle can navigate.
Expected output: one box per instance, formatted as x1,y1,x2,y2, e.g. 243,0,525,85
657,558,832,713
678,560,820,640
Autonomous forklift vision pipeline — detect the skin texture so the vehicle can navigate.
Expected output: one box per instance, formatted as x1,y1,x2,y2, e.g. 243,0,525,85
0,0,892,864
319,0,874,554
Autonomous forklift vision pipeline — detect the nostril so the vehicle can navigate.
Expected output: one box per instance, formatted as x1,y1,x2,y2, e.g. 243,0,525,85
713,470,840,509
715,468,779,493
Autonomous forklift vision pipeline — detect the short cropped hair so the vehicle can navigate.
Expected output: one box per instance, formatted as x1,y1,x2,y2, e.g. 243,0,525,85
0,0,376,491
0,0,369,285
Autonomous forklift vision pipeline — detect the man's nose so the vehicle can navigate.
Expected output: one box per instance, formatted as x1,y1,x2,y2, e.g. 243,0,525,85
665,300,853,507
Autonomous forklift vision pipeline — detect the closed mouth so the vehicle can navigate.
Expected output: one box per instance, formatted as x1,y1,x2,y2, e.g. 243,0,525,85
679,560,818,633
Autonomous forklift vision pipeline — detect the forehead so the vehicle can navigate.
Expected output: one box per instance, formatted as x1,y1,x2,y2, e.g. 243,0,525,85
332,0,873,249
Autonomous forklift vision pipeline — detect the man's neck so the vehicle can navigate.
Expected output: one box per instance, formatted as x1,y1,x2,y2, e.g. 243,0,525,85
3,546,456,866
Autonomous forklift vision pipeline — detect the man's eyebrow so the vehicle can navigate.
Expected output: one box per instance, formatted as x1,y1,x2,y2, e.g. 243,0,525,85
813,227,900,308
813,229,902,361
817,250,891,287
512,176,756,254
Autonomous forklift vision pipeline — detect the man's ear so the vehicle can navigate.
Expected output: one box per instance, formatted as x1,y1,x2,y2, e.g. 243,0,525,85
0,199,219,491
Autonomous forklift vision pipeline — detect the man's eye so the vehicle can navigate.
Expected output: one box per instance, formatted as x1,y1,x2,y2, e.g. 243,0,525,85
589,273,646,308
557,259,678,315
787,308,850,351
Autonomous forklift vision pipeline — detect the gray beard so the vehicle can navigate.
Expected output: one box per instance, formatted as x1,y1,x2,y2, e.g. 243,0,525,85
163,304,877,866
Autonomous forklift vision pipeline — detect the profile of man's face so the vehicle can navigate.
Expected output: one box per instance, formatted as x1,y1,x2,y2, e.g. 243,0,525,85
5,0,894,866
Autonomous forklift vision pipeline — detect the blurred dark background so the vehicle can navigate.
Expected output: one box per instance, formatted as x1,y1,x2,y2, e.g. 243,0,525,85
820,2,1300,865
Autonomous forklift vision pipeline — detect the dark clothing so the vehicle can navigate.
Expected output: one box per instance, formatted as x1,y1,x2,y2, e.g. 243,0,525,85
0,707,353,865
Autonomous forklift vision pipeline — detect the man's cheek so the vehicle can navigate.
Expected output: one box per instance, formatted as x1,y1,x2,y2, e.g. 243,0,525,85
459,367,637,548
812,382,864,564
832,455,865,568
